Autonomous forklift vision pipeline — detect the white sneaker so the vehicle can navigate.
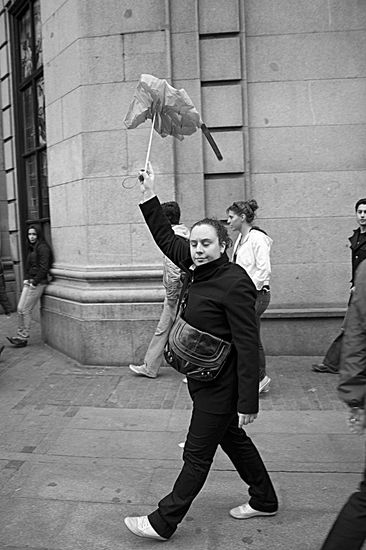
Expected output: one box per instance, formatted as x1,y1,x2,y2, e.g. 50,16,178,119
182,377,188,384
259,375,271,393
178,441,185,448
129,364,157,379
124,515,167,540
230,502,277,519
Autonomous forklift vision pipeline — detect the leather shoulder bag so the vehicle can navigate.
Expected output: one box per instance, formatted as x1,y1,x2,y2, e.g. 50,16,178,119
164,316,232,382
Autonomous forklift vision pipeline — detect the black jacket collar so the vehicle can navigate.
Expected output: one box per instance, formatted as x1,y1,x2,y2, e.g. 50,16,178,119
181,253,230,281
349,228,366,250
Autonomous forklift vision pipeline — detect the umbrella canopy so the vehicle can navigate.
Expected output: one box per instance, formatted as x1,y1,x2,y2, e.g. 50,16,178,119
124,74,201,140
124,74,223,161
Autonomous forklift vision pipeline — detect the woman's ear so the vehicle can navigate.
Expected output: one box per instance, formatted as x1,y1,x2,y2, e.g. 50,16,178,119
220,242,226,254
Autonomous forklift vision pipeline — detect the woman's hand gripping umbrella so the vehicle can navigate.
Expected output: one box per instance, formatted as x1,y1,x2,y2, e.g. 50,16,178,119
124,74,223,179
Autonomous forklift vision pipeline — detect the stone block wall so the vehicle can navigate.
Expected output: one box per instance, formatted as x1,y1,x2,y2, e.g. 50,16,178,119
40,0,366,360
1,0,365,360
245,0,366,308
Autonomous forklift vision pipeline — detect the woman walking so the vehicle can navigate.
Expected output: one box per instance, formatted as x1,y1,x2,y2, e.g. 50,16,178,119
226,200,273,393
7,224,53,347
124,165,278,541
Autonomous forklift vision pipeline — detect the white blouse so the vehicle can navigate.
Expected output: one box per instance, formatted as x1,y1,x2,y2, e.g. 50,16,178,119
232,228,273,291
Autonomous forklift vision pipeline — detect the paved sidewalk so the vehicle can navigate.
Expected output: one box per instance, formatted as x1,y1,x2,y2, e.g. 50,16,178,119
0,314,364,550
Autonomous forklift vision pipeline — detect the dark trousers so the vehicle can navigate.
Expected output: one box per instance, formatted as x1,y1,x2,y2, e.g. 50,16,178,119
323,293,353,371
148,408,278,539
323,332,343,370
320,463,366,550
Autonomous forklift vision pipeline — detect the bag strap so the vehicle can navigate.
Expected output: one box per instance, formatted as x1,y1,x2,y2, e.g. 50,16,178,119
174,271,192,321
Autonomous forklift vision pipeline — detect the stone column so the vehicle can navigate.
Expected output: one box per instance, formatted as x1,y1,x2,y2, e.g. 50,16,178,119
41,0,178,364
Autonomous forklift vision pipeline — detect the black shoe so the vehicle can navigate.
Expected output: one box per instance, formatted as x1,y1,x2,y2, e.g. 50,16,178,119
0,345,4,357
312,363,338,374
7,336,28,348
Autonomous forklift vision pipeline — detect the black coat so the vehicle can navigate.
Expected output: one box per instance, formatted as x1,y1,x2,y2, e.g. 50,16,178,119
140,196,260,415
338,260,366,409
25,240,52,286
349,228,366,286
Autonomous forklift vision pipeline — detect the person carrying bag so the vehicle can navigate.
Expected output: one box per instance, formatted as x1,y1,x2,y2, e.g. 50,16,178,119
164,281,232,382
124,164,278,542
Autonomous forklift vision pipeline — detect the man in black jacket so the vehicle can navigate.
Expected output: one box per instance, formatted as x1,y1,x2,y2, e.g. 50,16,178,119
320,261,366,550
313,198,366,374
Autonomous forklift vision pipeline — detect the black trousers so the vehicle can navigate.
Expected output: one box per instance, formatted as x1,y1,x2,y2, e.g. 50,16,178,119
322,293,353,371
322,332,343,370
320,463,366,550
148,408,278,539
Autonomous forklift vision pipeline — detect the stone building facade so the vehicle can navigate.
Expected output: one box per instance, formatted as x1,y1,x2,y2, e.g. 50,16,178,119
0,0,365,364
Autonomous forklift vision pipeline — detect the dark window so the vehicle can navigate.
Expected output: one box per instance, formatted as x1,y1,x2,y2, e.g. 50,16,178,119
10,0,50,242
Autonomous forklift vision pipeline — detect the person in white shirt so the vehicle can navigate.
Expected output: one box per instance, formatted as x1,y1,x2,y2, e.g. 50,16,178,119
227,200,273,394
129,201,190,379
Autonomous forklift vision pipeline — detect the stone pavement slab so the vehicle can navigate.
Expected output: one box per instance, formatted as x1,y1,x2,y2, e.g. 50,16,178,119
0,314,365,549
0,469,361,550
0,470,357,550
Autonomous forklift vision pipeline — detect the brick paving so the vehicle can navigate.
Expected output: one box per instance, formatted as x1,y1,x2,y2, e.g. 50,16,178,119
0,313,362,550
0,313,342,412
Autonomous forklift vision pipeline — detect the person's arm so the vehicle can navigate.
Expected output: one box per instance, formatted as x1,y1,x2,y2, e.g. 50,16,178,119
140,198,191,269
251,232,271,289
164,256,183,302
139,165,190,267
223,274,260,419
139,162,156,203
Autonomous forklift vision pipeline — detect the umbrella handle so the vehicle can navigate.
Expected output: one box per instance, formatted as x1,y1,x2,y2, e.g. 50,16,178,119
201,123,223,161
144,112,156,171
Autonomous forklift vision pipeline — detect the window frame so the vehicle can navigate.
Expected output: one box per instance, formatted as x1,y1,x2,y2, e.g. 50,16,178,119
9,0,50,248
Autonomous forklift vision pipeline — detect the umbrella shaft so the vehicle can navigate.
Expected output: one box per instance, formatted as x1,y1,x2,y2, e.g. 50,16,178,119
145,112,156,170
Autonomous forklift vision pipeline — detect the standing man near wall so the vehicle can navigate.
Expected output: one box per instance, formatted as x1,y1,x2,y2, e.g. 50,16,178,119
320,260,366,550
313,198,366,374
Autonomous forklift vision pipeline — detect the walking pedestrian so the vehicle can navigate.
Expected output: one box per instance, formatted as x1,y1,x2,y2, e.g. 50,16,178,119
7,224,53,347
226,200,273,394
319,260,366,550
129,201,189,378
0,260,12,317
124,164,278,541
313,198,366,374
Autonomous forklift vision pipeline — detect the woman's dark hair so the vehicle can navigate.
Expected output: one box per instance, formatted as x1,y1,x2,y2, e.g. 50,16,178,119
355,198,366,212
226,199,258,224
162,201,181,225
27,224,43,242
191,218,232,250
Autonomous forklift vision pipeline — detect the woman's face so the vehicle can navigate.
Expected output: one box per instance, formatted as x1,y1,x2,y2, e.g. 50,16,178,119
28,228,38,244
227,210,244,232
190,224,225,266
